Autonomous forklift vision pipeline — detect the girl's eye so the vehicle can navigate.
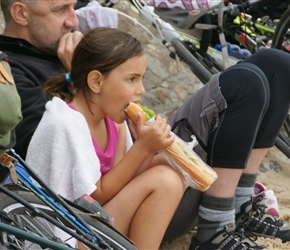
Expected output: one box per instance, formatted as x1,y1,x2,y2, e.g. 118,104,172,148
129,77,135,83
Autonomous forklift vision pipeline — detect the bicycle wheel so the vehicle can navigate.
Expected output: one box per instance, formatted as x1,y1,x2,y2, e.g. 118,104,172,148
271,7,290,52
171,38,213,84
0,186,136,250
274,115,290,159
270,9,290,159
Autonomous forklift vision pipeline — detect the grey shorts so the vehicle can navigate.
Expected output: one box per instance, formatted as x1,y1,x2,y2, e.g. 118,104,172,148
168,73,227,162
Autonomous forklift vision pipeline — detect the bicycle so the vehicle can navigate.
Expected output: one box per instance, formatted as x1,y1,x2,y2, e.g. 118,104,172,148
272,6,290,53
220,2,275,53
100,0,290,159
269,6,290,159
0,149,137,250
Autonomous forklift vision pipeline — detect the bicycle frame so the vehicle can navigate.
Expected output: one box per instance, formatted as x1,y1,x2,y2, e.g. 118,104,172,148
0,222,76,250
129,1,269,50
0,149,118,250
132,0,234,70
222,5,275,53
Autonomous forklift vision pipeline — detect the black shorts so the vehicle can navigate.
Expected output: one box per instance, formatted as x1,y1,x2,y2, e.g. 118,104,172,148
170,48,290,169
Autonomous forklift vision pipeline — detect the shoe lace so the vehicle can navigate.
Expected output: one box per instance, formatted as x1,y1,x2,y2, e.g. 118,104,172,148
241,199,284,228
251,198,267,219
254,193,268,203
234,225,258,243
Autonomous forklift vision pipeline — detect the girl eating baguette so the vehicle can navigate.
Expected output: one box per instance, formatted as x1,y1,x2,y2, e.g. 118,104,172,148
25,27,185,250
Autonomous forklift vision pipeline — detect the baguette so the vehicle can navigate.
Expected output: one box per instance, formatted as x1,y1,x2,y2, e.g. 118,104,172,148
165,138,217,191
125,102,155,125
125,102,217,191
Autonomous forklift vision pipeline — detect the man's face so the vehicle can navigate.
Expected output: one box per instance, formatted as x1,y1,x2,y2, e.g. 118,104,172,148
26,0,79,55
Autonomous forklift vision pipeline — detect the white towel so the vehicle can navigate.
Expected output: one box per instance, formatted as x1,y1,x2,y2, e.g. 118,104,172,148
26,96,133,201
26,97,101,201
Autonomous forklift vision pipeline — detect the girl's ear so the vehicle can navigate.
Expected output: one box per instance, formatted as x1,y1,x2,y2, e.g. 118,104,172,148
87,70,103,94
10,2,29,26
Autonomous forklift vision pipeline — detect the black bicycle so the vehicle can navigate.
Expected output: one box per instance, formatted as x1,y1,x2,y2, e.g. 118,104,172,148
270,7,290,159
0,149,137,250
272,6,290,52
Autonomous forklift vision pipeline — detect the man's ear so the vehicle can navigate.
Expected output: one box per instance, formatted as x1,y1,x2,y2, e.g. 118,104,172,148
10,2,29,26
87,70,103,94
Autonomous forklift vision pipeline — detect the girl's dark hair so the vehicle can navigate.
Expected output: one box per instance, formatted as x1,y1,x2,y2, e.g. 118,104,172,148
45,27,144,106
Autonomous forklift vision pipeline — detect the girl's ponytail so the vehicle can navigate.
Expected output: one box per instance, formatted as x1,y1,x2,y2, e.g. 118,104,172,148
44,72,76,103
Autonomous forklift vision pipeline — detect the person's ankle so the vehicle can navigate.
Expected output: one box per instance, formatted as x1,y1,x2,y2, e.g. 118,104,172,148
195,217,224,245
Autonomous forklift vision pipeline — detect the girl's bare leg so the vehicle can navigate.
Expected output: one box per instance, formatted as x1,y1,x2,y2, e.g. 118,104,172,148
103,165,184,249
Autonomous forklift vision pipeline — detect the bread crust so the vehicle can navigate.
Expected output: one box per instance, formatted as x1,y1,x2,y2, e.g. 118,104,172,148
165,139,217,191
125,102,147,124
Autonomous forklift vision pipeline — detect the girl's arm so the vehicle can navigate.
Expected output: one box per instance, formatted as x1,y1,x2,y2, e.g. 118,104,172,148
115,118,165,176
114,121,156,177
91,114,174,205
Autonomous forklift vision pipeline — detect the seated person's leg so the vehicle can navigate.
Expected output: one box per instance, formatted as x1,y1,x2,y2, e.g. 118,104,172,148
193,50,290,248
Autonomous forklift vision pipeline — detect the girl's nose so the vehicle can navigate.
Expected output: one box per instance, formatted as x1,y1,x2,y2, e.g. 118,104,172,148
137,81,145,96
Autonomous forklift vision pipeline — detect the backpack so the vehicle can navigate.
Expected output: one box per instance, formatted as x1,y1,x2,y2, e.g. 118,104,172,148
0,51,22,155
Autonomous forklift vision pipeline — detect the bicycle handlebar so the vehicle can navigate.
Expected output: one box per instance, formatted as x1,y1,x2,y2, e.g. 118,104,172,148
215,0,263,16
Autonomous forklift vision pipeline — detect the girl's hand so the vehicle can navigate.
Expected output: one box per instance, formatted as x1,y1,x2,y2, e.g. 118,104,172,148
131,112,175,153
128,118,138,140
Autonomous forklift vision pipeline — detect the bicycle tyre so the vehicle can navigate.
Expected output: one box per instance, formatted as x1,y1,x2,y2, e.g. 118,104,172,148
275,134,290,159
273,115,290,159
271,7,290,51
171,38,213,84
270,10,290,159
0,187,137,250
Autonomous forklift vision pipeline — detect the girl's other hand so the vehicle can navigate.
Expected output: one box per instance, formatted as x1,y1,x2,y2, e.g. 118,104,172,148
131,113,175,152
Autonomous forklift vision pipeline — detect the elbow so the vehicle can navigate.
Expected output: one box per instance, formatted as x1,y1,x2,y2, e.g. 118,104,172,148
90,187,107,206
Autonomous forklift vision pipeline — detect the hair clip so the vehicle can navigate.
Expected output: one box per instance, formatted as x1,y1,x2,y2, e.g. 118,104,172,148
65,72,73,83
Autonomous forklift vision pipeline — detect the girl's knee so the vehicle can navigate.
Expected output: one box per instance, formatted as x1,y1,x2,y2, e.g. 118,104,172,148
154,165,185,192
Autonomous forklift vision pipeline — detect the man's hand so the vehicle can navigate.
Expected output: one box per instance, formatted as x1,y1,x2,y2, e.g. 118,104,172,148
57,31,83,72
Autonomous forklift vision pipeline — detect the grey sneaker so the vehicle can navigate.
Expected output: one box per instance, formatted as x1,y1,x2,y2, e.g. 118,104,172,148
236,199,290,243
189,223,267,250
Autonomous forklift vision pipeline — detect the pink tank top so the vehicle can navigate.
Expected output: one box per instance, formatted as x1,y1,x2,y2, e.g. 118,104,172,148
68,104,118,176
